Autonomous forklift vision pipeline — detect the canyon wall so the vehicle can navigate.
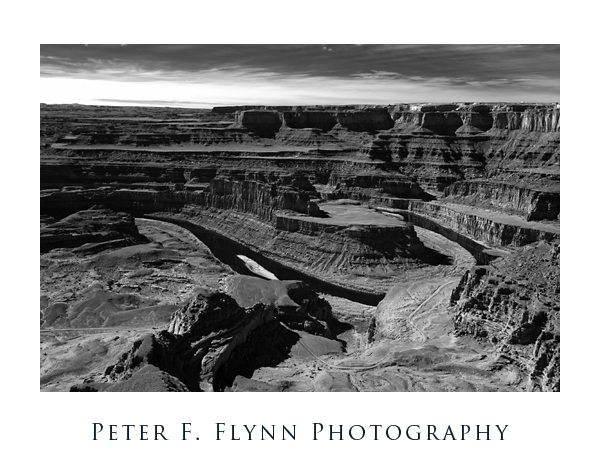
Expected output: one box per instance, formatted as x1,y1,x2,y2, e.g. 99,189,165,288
232,107,394,135
443,180,559,220
41,102,560,278
204,176,322,221
388,208,495,265
405,201,558,247
40,186,427,297
40,169,323,224
450,242,560,392
45,102,560,219
326,172,427,201
391,103,559,133
226,104,559,138
41,103,561,392
215,103,560,134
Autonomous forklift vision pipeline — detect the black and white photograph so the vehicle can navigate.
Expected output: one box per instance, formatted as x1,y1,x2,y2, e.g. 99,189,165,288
9,4,595,463
39,44,560,393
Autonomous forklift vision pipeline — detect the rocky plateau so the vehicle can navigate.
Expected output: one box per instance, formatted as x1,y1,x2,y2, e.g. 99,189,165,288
40,102,559,392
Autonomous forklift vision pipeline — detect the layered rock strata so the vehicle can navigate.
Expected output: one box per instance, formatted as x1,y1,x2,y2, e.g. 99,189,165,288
359,130,558,193
391,103,559,134
40,178,320,223
61,128,254,147
204,175,323,221
155,206,425,298
40,178,429,298
217,103,559,135
443,180,559,221
325,172,427,203
231,108,394,136
42,104,559,300
450,241,559,391
377,207,496,265
40,103,561,392
403,201,558,247
40,206,148,253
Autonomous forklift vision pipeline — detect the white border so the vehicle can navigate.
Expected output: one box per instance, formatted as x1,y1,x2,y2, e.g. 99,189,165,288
4,2,596,465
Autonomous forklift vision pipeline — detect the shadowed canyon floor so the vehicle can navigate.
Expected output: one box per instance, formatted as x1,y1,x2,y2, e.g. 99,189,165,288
40,103,559,391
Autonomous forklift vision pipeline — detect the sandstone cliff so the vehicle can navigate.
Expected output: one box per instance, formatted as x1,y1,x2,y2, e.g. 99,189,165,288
404,201,558,247
204,175,322,222
40,178,430,299
43,100,560,220
40,172,323,223
171,206,426,297
443,180,559,221
450,241,559,391
326,172,427,202
391,103,559,134
233,107,394,135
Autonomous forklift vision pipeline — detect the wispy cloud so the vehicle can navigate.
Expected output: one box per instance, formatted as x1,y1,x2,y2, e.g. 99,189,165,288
40,44,560,106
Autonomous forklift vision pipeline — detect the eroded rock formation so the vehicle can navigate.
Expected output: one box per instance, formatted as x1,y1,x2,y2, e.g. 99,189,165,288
443,180,559,221
450,242,560,391
223,276,336,337
403,201,558,247
104,279,339,391
40,206,147,253
40,102,560,392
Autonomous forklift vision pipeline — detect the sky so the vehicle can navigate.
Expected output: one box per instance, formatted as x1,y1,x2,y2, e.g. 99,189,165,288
40,44,560,108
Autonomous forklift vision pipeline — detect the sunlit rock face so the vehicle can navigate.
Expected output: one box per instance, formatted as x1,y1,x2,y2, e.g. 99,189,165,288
40,103,560,392
391,103,559,134
405,201,558,247
450,242,560,392
443,181,559,221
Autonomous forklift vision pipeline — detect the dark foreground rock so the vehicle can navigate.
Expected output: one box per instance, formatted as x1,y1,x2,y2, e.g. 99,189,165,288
102,280,339,392
223,275,337,337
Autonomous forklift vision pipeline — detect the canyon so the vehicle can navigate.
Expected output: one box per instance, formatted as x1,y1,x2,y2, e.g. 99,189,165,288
40,102,559,392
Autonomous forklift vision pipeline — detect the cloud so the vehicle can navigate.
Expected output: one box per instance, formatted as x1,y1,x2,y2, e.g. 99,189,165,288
41,44,559,79
40,45,560,106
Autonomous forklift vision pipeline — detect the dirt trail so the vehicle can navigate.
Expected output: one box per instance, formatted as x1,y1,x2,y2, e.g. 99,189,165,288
406,279,460,342
371,225,474,342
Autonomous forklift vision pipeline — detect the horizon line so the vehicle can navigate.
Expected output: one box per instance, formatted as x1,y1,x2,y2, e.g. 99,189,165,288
41,100,561,110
